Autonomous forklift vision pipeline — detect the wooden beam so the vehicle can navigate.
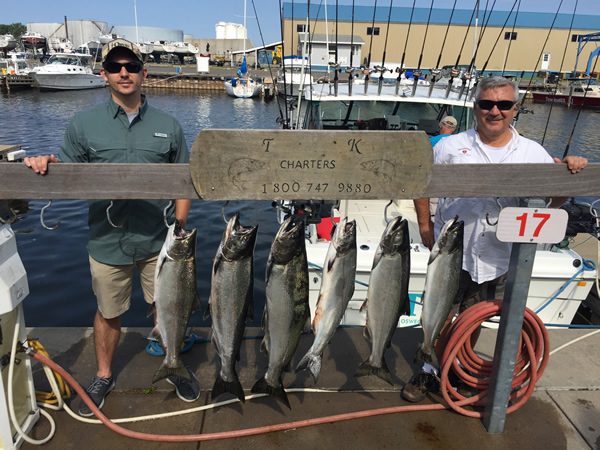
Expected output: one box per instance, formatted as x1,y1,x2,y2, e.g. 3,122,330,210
1,162,599,200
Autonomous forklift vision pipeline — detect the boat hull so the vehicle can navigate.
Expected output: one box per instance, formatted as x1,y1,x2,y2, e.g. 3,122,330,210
225,79,261,98
531,92,600,107
32,73,106,91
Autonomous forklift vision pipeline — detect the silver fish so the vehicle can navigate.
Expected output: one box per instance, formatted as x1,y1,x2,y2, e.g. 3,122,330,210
251,217,310,409
355,216,410,385
296,217,357,382
206,212,258,403
150,220,201,384
416,216,464,366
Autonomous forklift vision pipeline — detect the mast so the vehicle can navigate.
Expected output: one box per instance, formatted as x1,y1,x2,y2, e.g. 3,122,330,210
134,0,140,44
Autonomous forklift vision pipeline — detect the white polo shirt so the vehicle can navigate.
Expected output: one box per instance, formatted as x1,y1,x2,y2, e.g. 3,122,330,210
433,126,554,283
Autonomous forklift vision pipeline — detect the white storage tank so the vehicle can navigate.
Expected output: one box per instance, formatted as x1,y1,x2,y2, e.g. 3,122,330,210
215,22,246,40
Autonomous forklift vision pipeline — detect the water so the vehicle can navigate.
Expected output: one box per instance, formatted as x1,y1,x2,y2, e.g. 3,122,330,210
1,88,599,328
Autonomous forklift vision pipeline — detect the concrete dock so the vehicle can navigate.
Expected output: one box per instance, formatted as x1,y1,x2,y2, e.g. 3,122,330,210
20,324,600,449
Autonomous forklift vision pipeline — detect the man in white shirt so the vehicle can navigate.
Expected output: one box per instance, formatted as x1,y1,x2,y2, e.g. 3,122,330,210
404,76,587,403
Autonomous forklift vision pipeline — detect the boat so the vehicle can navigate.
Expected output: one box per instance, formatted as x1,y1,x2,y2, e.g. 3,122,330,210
20,32,47,51
99,33,122,45
75,41,103,62
224,0,262,98
49,38,74,54
225,56,262,98
0,34,18,54
29,53,106,91
276,56,313,97
172,42,200,56
275,77,596,329
531,78,600,108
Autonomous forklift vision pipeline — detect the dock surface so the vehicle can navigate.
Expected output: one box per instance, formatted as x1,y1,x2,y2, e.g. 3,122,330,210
21,325,600,449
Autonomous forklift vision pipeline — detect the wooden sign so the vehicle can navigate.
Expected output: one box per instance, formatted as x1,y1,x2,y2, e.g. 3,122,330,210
189,129,433,200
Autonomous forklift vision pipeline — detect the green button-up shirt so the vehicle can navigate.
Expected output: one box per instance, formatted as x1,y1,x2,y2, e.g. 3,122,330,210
59,96,189,265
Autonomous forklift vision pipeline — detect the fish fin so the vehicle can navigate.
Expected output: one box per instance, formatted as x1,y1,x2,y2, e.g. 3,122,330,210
295,352,321,383
283,361,292,373
427,243,441,264
359,298,368,313
265,256,274,286
326,253,336,273
152,358,190,384
146,302,157,319
362,325,372,342
246,301,254,321
354,359,393,385
260,337,269,356
251,376,290,409
213,254,222,275
193,294,202,314
211,332,220,352
303,310,312,333
156,249,168,278
149,325,161,341
211,374,245,403
203,301,211,320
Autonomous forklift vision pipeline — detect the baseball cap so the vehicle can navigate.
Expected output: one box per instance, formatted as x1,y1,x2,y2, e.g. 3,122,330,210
441,116,457,128
101,39,143,64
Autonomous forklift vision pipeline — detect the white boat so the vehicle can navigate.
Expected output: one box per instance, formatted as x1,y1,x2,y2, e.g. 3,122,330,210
49,38,74,54
75,41,102,62
277,79,596,329
0,34,18,54
225,56,262,98
30,53,106,91
172,42,199,55
224,0,262,98
532,78,600,108
276,57,313,97
99,33,122,45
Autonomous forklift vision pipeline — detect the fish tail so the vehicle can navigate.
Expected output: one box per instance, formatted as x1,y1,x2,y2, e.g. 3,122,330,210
211,374,246,403
354,359,393,385
295,352,322,383
152,359,190,384
415,345,438,366
251,376,290,409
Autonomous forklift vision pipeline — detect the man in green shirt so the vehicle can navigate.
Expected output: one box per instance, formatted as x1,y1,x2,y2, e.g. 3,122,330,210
25,39,197,415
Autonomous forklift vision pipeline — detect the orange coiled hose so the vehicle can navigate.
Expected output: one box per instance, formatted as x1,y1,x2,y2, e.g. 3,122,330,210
438,300,550,418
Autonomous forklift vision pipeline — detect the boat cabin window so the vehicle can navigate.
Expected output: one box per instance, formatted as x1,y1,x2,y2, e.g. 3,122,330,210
305,100,472,133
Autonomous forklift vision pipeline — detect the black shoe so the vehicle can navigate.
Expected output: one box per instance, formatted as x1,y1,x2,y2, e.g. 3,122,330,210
79,376,115,417
166,368,200,403
401,371,440,403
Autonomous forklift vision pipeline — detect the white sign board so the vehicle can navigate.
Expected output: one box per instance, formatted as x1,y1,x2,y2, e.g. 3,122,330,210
197,56,209,73
496,207,568,244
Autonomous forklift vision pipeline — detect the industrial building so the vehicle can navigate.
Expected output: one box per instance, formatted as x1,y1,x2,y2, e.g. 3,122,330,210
281,3,600,77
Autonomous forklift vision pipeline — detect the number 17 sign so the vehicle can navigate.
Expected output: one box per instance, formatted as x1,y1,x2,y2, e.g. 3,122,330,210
496,207,568,244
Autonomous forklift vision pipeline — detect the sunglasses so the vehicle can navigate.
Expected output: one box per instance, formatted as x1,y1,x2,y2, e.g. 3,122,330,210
476,100,517,111
103,61,143,74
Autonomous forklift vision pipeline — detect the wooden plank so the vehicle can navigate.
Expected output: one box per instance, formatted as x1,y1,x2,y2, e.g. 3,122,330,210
0,163,198,200
189,129,434,200
0,162,599,200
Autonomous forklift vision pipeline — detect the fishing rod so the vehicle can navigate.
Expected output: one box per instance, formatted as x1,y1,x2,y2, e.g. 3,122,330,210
333,0,339,96
501,0,521,76
467,0,520,100
347,0,355,96
429,0,458,97
377,0,394,96
295,0,317,130
364,0,378,96
445,0,477,98
562,52,599,159
411,0,435,97
271,0,289,128
458,0,499,100
541,0,579,147
395,0,416,96
514,0,564,123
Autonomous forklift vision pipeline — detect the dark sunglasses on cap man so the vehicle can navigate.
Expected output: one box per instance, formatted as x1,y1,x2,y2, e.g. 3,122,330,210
103,61,144,74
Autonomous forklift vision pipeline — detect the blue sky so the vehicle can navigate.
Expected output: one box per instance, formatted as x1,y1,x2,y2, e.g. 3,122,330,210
2,0,597,45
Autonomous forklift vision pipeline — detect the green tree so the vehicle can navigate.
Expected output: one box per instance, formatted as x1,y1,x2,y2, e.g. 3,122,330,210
0,23,27,37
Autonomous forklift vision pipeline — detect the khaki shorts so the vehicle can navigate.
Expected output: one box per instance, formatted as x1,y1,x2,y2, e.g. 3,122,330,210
89,255,158,319
457,270,507,313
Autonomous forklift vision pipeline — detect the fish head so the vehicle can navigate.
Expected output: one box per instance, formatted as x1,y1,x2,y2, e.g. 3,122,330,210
165,219,197,260
221,212,259,260
271,216,305,264
331,217,357,254
379,216,409,256
435,216,464,254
